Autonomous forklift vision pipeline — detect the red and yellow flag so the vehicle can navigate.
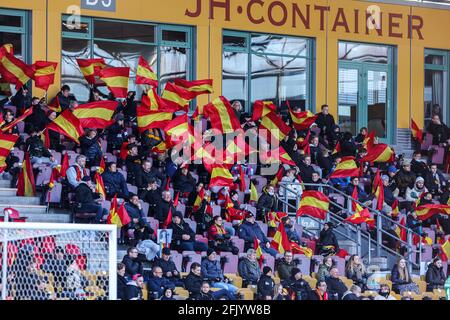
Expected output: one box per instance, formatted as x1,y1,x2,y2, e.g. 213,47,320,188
41,128,50,149
415,204,450,221
1,107,33,133
250,181,258,203
32,61,57,91
136,106,173,133
329,156,360,178
60,152,69,178
95,172,106,199
271,221,291,254
98,157,106,174
107,196,131,227
136,56,158,87
411,119,423,144
361,143,395,163
209,165,234,188
162,206,173,230
47,109,84,144
163,114,194,146
204,96,242,134
141,88,171,111
395,217,407,242
296,190,329,220
161,82,195,111
440,239,450,262
0,133,19,172
73,100,117,129
363,131,375,150
252,100,277,122
76,58,106,84
99,67,130,98
174,78,213,97
152,141,168,154
259,111,292,142
332,141,341,155
290,242,313,258
16,153,35,197
260,146,296,166
254,237,264,267
344,207,375,228
0,47,34,89
192,187,205,213
47,95,62,113
289,108,318,131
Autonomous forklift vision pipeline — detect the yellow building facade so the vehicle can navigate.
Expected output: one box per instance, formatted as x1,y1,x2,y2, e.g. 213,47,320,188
1,0,449,144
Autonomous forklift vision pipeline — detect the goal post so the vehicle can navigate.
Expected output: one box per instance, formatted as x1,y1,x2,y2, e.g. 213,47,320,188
0,222,117,300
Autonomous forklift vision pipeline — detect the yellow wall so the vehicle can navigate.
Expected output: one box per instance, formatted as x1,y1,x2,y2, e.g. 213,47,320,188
1,0,450,131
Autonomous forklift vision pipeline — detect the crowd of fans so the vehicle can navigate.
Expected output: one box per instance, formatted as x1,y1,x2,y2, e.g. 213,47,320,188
1,84,450,300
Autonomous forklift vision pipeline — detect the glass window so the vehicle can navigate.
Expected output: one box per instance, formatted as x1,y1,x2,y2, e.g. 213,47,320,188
162,30,187,43
424,53,444,66
367,70,388,138
222,51,248,110
338,68,358,135
0,14,21,28
62,20,90,35
0,32,22,56
159,46,188,88
339,42,388,64
61,38,91,102
94,20,155,43
223,31,312,112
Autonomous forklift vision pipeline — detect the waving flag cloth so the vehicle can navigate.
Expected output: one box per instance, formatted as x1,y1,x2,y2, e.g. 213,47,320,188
47,109,84,144
99,67,130,98
1,44,13,54
250,181,259,203
1,107,33,133
163,114,194,146
411,119,423,144
415,204,450,221
161,82,195,112
363,131,376,150
270,167,285,187
254,238,264,267
162,207,173,229
32,61,57,91
73,100,117,129
174,78,213,97
329,156,360,179
395,216,407,242
296,190,330,220
259,112,292,142
260,146,296,166
136,56,158,87
361,143,395,163
252,100,277,122
332,141,341,155
141,88,171,111
296,130,311,156
290,242,313,258
209,165,234,188
94,172,106,199
76,58,106,84
0,133,19,172
374,176,385,211
60,152,69,178
107,195,131,227
288,107,318,131
47,95,62,113
203,96,242,134
345,206,375,228
440,239,450,262
17,153,35,197
192,187,205,213
136,106,173,133
0,47,34,89
271,222,291,254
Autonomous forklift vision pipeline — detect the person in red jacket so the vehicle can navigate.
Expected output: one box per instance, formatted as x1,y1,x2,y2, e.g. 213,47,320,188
207,216,238,254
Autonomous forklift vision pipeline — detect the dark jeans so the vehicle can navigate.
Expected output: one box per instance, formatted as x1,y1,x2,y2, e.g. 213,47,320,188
212,288,237,300
180,241,208,252
78,203,108,223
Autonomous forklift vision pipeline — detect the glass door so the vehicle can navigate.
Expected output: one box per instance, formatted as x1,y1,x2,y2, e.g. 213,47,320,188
338,66,361,135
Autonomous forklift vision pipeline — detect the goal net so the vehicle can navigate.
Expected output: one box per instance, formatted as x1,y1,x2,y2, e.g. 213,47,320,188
0,222,117,300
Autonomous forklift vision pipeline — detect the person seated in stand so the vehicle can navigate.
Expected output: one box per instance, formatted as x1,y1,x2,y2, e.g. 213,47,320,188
425,164,446,197
117,263,128,300
169,212,208,252
283,217,302,243
173,164,196,195
345,255,368,291
106,113,127,153
405,177,428,212
395,160,416,197
411,151,429,178
201,249,238,298
147,266,176,300
153,248,184,287
25,127,58,167
67,155,89,190
136,159,164,196
133,220,160,262
310,281,329,300
425,257,446,292
277,251,296,281
207,216,239,254
102,162,129,200
342,285,362,300
282,268,312,300
297,155,316,183
238,249,262,287
325,267,348,300
121,247,144,279
345,177,371,207
184,263,230,300
74,176,108,223
316,256,334,282
238,212,278,257
406,211,423,235
391,258,419,295
160,287,176,301
374,283,396,300
317,222,339,257
278,168,302,204
355,127,368,145
305,171,322,191
192,189,213,235
125,274,144,300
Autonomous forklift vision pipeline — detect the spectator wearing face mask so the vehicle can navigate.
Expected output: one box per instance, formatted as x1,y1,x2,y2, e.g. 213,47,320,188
374,284,396,300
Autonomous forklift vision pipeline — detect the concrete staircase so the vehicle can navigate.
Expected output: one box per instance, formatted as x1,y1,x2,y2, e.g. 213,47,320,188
0,178,71,223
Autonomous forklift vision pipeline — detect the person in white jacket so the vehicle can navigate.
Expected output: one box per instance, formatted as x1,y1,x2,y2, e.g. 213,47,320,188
405,177,428,203
279,169,302,200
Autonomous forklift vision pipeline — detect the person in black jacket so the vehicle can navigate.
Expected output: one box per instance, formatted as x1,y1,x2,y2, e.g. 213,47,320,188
169,212,208,252
117,263,128,300
257,266,275,300
282,268,313,300
298,155,316,183
2,109,22,147
80,129,103,167
325,267,348,300
102,162,129,199
315,105,335,140
153,248,184,287
411,152,429,178
342,285,362,300
192,281,216,300
125,274,144,300
74,176,108,223
106,114,127,153
121,247,144,279
426,114,450,146
142,179,162,217
425,258,446,292
123,91,138,121
24,97,47,133
50,85,72,113
184,262,204,297
339,132,357,157
26,127,57,167
156,191,176,227
136,160,164,195
44,111,63,152
257,185,277,220
173,165,196,194
318,222,340,256
425,164,446,197
11,85,31,116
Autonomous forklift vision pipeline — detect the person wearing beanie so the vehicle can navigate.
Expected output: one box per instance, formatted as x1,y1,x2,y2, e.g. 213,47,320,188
74,172,109,223
201,249,238,299
405,176,428,209
281,267,313,300
257,266,275,300
387,165,400,196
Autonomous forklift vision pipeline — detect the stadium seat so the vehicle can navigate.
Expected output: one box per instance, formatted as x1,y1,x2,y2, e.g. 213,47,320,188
332,256,346,275
147,217,159,231
176,203,186,217
170,251,183,272
231,238,245,253
211,205,221,217
262,254,275,271
35,166,52,187
224,273,242,288
47,182,62,203
294,255,311,275
184,252,202,272
256,221,268,237
223,254,239,274
127,184,138,195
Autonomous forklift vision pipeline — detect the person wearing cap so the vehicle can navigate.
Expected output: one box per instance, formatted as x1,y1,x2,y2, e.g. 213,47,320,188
147,266,176,299
282,267,313,300
238,211,278,257
173,164,196,194
257,266,275,300
153,248,183,287
387,165,399,196
201,249,238,298
74,175,109,223
317,222,339,256
168,211,208,252
395,160,416,197
106,113,127,153
125,274,144,300
238,249,262,287
102,161,130,200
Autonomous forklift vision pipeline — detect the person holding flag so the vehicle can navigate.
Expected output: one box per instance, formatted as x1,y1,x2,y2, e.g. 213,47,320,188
238,212,278,257
74,175,108,223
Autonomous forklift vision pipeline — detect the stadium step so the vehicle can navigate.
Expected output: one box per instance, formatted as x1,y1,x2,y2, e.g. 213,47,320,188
0,195,41,205
0,188,18,197
0,180,12,188
0,204,71,223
